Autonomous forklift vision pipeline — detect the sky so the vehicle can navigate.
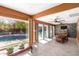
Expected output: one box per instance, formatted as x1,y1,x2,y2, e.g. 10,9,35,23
0,16,16,24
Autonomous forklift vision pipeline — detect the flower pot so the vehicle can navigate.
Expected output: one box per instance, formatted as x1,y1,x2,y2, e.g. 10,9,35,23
7,50,13,55
19,44,24,49
6,46,14,55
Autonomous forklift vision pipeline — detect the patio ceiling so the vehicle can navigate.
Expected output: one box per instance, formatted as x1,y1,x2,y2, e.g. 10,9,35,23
0,3,79,24
37,7,79,24
33,3,79,18
0,3,61,15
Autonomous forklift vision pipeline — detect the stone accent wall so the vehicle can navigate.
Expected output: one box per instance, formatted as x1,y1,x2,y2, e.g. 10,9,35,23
67,23,77,38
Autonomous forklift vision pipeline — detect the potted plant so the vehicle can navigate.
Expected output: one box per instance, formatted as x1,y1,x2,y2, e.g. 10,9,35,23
6,45,14,55
19,41,25,49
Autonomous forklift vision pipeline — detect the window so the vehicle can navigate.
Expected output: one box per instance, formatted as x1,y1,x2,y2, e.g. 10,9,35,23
0,16,29,49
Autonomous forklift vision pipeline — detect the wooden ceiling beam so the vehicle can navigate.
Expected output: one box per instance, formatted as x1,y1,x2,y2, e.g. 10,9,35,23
35,20,55,26
33,3,79,18
0,6,31,20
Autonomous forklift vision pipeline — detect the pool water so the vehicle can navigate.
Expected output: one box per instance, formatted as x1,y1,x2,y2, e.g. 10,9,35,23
0,34,27,42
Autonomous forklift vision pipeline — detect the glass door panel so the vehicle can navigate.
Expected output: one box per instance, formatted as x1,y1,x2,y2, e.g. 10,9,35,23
38,24,43,40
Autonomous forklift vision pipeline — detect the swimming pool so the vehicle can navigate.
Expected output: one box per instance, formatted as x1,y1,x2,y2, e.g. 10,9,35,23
0,34,27,42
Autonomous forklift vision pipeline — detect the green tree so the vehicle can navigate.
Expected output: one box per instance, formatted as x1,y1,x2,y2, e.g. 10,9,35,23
15,21,28,33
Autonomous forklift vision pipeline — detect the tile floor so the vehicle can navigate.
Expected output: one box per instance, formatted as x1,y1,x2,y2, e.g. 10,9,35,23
0,38,79,56
31,38,79,56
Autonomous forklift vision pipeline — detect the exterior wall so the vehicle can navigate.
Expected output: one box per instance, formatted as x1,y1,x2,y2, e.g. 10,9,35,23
55,24,68,34
55,23,76,38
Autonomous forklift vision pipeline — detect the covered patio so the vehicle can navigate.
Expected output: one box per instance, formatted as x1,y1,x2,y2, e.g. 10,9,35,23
0,3,79,56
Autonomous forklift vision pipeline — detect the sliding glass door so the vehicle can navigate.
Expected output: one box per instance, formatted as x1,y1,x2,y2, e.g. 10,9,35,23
38,24,43,40
50,26,53,38
44,25,49,39
37,23,54,43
